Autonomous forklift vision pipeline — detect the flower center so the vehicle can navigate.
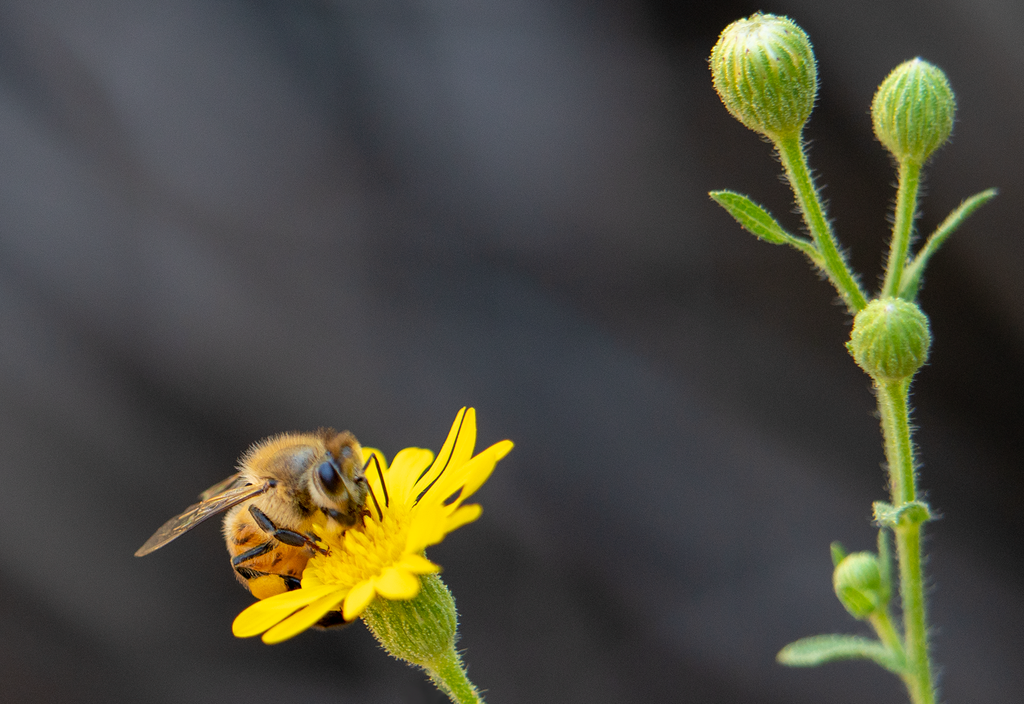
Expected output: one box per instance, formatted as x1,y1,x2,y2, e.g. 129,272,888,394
306,508,411,589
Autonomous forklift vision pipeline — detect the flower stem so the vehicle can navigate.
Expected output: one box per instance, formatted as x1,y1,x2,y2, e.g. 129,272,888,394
882,160,923,298
775,135,868,313
876,380,935,704
426,649,484,704
868,608,905,665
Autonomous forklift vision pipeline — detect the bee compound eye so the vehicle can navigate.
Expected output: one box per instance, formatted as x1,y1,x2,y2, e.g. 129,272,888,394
316,460,343,494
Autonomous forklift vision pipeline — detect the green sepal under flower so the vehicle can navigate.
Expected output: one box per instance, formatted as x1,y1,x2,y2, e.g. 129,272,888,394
710,13,817,140
362,573,458,670
872,58,955,166
847,298,931,382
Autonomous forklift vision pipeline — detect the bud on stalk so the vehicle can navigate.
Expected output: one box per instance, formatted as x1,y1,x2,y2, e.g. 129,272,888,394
710,13,818,141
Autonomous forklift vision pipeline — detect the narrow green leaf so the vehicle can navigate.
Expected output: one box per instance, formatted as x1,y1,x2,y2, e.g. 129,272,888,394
777,634,906,674
900,187,998,299
710,190,824,268
710,190,826,269
830,541,847,568
710,190,792,244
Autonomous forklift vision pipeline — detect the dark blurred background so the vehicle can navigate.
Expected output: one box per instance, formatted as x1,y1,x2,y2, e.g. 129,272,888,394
0,0,1020,702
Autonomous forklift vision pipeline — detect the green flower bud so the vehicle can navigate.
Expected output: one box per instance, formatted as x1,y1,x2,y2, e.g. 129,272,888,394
710,13,818,140
872,58,956,165
847,297,931,381
833,552,887,620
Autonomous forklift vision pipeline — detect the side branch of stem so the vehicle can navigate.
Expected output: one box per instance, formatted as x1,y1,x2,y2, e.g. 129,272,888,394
774,135,868,312
883,160,923,298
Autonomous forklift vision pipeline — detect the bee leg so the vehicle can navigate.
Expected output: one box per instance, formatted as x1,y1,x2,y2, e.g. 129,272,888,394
231,540,275,566
233,565,300,591
313,611,352,630
235,566,302,598
248,505,329,555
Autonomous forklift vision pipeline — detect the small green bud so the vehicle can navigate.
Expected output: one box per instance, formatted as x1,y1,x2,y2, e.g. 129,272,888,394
847,298,931,381
710,13,817,140
833,552,887,620
872,58,956,165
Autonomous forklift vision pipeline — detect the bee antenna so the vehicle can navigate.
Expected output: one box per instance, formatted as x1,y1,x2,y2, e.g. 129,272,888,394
362,454,388,520
415,411,465,505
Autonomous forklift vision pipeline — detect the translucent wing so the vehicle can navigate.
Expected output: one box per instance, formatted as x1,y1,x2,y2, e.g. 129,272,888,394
135,479,272,557
198,472,246,501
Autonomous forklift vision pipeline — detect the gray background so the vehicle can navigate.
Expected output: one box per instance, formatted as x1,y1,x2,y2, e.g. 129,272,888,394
0,1,1020,702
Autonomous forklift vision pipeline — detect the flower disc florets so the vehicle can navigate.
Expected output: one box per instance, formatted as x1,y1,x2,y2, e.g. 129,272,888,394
872,58,956,165
710,13,817,140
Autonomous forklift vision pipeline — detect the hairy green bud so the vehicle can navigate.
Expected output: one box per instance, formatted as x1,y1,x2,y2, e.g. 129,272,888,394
833,552,888,620
872,58,956,165
848,298,931,381
710,13,817,140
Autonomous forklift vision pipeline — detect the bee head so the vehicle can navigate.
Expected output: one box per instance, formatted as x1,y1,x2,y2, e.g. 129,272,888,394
310,431,369,528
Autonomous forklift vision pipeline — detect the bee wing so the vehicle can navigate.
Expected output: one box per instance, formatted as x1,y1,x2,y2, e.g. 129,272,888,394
134,481,272,557
198,472,246,501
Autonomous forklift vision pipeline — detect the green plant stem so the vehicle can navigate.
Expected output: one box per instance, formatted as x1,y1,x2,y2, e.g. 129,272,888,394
427,649,484,704
775,134,868,312
868,609,904,662
883,160,923,298
876,379,935,704
868,608,911,690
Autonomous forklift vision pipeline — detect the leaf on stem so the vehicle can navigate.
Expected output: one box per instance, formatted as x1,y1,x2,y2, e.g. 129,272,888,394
899,188,998,299
777,634,906,674
709,190,824,267
872,500,933,528
830,541,848,568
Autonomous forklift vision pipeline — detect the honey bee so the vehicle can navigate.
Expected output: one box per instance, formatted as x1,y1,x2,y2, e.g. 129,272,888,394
136,429,370,603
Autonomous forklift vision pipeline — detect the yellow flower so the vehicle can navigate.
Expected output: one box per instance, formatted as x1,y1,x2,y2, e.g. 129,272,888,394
232,407,512,644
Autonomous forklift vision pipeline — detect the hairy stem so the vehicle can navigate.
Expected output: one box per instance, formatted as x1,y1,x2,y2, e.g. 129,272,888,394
883,160,923,298
775,134,868,312
427,649,484,704
876,380,935,704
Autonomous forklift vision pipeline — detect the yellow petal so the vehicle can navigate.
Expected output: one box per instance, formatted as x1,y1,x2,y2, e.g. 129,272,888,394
388,448,435,505
459,440,512,498
425,440,510,508
376,567,421,600
414,408,476,497
399,553,440,574
342,579,378,621
261,589,349,644
443,503,482,533
232,584,342,637
407,505,449,551
361,448,389,506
